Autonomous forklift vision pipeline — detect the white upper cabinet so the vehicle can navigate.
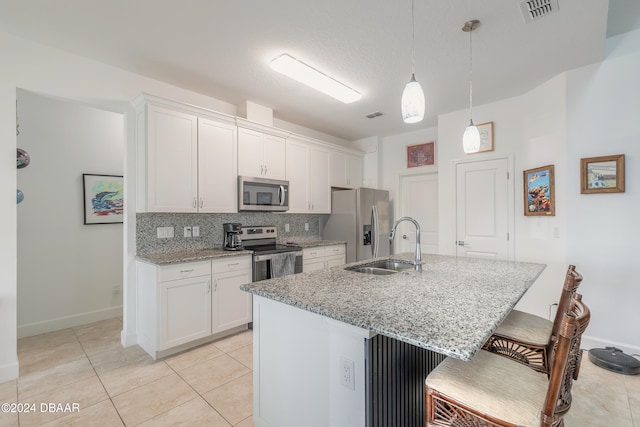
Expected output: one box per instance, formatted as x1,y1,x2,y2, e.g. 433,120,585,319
286,138,330,213
135,95,237,213
146,104,199,212
286,139,310,213
309,146,330,213
198,117,238,213
238,127,286,180
329,151,363,189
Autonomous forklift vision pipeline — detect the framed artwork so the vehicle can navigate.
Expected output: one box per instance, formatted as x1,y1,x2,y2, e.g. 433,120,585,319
407,141,435,168
580,154,625,194
523,165,555,216
475,121,494,153
257,192,272,205
83,174,124,224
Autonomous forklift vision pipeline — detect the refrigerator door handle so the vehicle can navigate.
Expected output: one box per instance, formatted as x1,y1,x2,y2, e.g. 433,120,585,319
371,205,379,258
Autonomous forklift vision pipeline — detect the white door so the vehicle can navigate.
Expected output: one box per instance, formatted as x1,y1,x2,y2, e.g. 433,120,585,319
398,174,439,254
455,158,513,260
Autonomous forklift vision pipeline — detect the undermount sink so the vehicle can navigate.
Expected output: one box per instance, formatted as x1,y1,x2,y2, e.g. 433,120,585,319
345,259,417,275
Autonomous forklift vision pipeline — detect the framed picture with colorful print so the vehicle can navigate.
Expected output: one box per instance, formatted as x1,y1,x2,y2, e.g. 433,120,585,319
523,165,555,216
407,141,435,168
83,174,124,224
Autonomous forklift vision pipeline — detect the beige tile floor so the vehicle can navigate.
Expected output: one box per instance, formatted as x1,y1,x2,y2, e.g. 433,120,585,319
0,317,638,426
1,318,254,426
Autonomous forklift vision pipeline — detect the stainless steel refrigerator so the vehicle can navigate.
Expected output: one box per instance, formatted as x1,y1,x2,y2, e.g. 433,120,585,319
321,188,390,263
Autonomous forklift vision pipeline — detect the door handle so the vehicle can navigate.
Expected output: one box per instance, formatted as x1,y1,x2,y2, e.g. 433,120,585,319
402,234,408,240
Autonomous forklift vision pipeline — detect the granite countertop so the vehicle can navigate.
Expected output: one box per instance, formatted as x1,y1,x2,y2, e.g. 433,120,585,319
136,248,253,265
241,253,545,361
281,239,347,249
136,239,345,265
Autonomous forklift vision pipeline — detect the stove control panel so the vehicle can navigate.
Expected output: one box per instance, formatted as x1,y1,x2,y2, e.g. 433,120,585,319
241,226,277,240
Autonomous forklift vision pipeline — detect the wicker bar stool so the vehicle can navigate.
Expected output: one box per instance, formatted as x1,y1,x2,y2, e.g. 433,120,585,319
425,294,590,427
482,265,582,373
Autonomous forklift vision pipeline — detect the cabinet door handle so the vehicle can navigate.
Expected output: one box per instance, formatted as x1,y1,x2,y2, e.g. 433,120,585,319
261,165,264,175
192,198,197,208
264,165,268,175
180,269,195,273
200,198,204,209
207,282,211,294
213,280,218,292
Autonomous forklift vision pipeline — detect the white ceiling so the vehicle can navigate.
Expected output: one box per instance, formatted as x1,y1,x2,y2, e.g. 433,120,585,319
1,0,638,142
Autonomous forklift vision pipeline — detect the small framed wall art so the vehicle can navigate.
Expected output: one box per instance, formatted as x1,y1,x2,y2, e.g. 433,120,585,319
580,154,625,194
407,141,435,168
474,121,494,153
523,165,555,216
83,174,124,224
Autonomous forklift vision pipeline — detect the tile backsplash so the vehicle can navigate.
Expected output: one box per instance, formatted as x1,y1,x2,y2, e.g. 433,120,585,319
137,212,322,254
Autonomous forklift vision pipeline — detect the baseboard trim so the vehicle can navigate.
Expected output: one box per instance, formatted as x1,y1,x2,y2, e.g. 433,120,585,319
17,306,123,338
121,329,138,348
581,334,640,356
0,360,19,383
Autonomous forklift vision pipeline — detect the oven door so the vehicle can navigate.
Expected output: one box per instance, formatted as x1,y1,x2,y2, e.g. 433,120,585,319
238,176,289,212
253,252,303,281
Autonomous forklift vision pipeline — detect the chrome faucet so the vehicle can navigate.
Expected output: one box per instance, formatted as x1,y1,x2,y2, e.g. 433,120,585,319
389,217,422,271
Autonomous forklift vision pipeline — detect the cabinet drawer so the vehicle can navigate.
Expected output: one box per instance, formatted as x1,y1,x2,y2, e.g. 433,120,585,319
303,247,325,260
159,261,211,282
324,245,345,256
211,256,252,274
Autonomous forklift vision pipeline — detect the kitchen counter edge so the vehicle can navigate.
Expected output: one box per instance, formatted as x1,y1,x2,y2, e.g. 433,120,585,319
136,248,253,265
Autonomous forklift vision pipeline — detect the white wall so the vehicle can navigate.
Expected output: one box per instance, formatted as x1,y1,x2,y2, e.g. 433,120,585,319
380,127,438,220
433,30,640,353
565,30,640,352
352,136,380,188
17,90,124,337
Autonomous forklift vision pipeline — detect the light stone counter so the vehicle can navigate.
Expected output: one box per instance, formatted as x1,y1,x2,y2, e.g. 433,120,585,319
242,253,545,360
136,248,253,265
278,239,347,249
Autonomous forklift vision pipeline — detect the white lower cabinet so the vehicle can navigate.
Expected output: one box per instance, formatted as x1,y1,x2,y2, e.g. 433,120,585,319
302,245,346,272
137,255,252,359
161,274,212,350
211,257,252,333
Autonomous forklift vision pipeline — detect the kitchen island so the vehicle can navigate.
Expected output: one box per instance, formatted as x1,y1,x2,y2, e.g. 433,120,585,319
241,253,545,427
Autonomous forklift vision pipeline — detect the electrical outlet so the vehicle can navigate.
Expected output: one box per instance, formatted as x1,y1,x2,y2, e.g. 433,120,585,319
112,285,120,296
184,226,192,237
192,226,200,237
340,357,355,390
304,223,309,231
285,224,290,232
157,227,174,238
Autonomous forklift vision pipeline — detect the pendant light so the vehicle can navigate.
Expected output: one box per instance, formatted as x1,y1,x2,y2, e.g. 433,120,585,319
462,20,481,153
401,0,425,124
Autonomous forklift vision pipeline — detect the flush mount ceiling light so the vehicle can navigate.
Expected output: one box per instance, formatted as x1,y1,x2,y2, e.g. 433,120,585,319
401,0,425,124
462,19,481,154
270,53,361,104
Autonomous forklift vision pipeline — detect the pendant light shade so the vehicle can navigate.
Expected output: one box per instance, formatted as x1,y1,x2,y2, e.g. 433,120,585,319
402,73,425,123
462,20,480,153
463,119,481,153
401,0,425,124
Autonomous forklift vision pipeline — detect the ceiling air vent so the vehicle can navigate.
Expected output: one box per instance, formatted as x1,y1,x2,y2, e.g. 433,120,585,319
520,0,559,23
365,111,383,119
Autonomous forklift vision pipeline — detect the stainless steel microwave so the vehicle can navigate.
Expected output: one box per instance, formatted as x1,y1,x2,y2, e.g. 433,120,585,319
238,176,289,212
